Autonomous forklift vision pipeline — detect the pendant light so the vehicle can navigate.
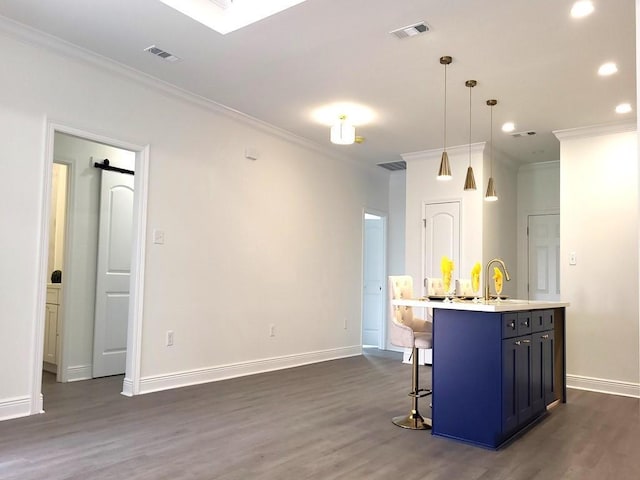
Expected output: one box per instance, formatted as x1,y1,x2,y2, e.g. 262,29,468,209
463,80,477,190
437,56,453,181
485,99,498,202
330,114,356,145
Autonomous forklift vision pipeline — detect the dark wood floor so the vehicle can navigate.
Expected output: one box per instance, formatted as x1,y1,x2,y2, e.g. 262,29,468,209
1,350,639,479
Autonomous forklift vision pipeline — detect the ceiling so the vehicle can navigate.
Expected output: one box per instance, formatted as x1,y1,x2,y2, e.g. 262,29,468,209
0,0,635,167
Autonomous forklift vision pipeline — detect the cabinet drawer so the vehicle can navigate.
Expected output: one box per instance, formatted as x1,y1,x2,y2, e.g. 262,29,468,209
502,313,518,338
532,309,554,332
46,287,61,305
517,312,532,335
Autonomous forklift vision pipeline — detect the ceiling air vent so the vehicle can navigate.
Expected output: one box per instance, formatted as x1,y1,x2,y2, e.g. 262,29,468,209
378,161,407,171
144,45,181,63
390,22,430,39
510,131,537,138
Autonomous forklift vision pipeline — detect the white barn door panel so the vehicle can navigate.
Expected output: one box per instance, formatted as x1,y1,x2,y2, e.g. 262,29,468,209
93,170,133,378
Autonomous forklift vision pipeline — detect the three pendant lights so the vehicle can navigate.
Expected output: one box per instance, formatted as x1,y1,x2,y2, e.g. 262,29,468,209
437,55,498,202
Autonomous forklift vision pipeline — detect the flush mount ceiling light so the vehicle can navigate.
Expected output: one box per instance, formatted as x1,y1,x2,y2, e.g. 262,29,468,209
501,122,515,133
598,62,618,76
330,115,356,145
437,56,453,181
464,80,477,191
571,1,594,18
158,0,308,34
485,99,498,202
615,103,632,114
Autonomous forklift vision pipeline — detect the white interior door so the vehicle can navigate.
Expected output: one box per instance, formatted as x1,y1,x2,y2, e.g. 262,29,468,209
416,201,460,365
423,201,461,292
93,170,134,377
363,213,385,348
528,214,560,301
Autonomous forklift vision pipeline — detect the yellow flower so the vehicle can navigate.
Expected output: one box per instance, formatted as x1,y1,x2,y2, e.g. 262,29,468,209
471,262,481,292
493,267,502,280
441,256,454,275
493,267,503,294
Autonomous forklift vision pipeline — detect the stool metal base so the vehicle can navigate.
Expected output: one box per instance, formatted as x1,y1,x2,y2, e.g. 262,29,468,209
392,410,432,430
392,346,432,430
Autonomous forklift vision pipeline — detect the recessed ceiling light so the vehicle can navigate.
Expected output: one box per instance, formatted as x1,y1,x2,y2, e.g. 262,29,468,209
571,1,594,18
615,103,632,114
598,62,618,76
501,122,515,133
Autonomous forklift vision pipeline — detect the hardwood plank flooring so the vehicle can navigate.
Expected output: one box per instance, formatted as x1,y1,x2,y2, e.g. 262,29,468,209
1,350,639,479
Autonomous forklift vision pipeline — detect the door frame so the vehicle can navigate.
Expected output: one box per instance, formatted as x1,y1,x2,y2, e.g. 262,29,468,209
31,122,149,413
362,208,387,350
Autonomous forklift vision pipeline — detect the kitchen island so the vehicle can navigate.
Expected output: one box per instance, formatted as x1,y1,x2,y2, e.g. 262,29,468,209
392,298,569,449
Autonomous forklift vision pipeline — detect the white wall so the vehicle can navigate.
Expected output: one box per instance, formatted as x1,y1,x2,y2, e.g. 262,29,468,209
0,25,389,419
516,161,560,299
557,124,639,396
54,133,135,382
387,170,406,276
482,150,519,298
48,163,67,276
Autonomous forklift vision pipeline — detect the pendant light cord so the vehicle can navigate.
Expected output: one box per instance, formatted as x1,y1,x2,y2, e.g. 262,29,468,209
490,104,494,177
468,84,472,166
443,63,447,152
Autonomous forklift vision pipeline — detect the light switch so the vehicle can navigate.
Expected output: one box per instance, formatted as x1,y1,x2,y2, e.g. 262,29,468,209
153,229,165,245
569,252,577,265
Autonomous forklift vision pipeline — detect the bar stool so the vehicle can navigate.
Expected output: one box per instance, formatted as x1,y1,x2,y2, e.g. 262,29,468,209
388,275,433,430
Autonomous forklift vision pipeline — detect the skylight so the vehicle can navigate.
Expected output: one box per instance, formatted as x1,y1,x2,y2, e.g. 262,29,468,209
158,0,309,34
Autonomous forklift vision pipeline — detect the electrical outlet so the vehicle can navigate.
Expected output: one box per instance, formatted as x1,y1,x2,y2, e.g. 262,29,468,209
166,330,174,346
269,324,276,337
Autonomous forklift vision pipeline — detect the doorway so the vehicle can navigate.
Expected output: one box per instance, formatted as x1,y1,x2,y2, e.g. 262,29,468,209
362,211,386,349
33,124,149,413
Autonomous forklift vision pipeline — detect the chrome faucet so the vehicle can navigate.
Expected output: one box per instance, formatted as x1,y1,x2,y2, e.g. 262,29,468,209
485,258,511,301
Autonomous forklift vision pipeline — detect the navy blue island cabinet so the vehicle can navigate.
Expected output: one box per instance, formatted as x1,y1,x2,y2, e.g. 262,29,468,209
431,307,566,449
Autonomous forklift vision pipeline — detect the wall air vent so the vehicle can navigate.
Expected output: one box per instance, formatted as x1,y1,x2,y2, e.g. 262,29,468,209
390,22,430,39
510,131,537,138
378,161,407,171
144,45,181,63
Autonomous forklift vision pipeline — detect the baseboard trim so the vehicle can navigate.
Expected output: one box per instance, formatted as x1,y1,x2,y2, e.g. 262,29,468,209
0,396,32,421
567,374,640,398
121,377,134,397
139,345,362,395
66,364,92,382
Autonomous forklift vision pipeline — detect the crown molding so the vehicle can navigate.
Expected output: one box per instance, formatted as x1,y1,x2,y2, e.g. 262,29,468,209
553,121,637,140
0,15,377,174
518,160,560,172
401,142,486,162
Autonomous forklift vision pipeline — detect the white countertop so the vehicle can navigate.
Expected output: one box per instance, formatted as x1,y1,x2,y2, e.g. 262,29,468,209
391,298,569,312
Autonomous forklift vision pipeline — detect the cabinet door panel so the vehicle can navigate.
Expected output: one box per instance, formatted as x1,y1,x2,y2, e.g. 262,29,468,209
516,337,533,425
543,330,556,405
44,304,58,364
531,333,545,415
